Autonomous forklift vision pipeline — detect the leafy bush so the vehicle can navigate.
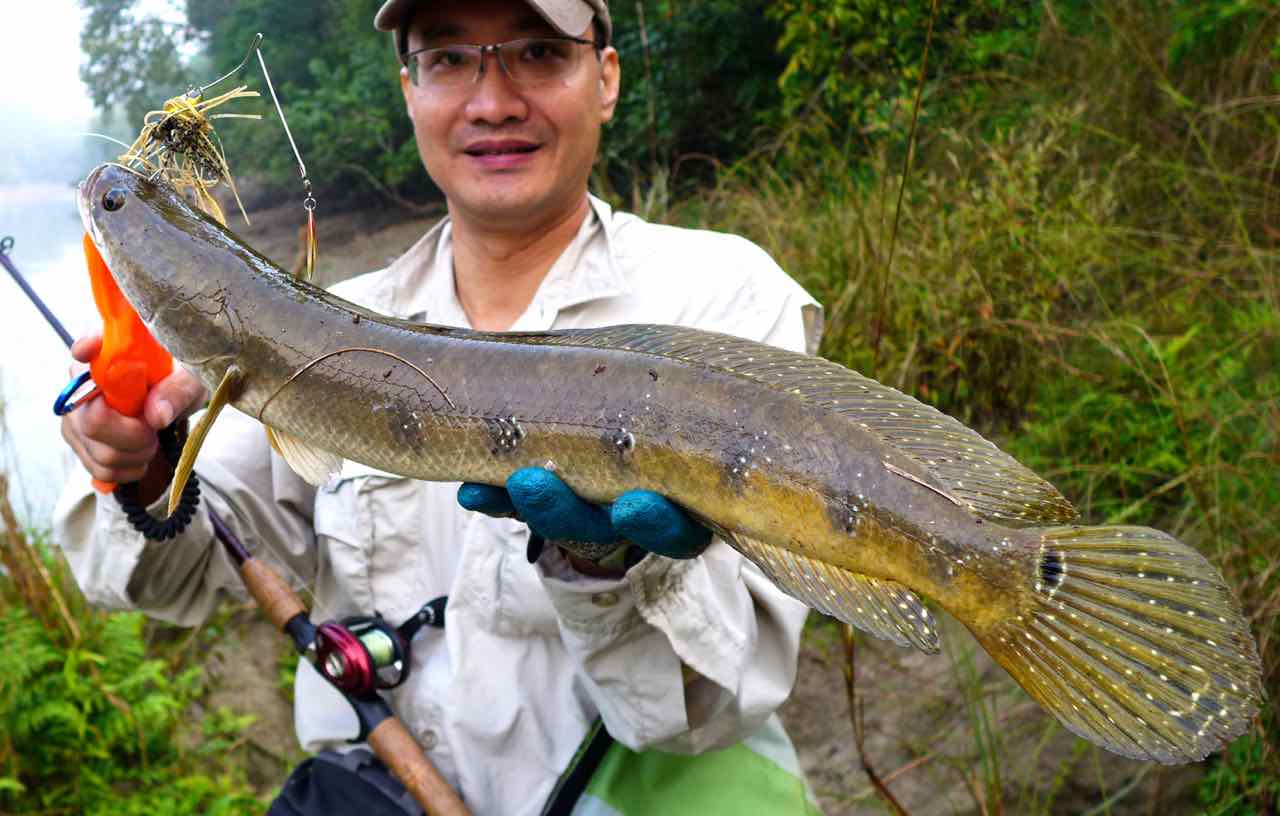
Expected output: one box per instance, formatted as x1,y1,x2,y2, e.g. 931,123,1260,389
0,486,264,815
764,0,1074,155
0,607,262,814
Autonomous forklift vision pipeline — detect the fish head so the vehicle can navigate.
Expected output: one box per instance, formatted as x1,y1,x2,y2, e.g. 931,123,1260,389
78,162,244,369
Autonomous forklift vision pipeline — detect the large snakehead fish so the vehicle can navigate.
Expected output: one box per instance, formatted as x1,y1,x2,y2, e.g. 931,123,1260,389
79,163,1262,764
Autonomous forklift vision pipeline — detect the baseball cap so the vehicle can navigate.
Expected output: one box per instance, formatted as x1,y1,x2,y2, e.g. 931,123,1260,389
375,0,613,58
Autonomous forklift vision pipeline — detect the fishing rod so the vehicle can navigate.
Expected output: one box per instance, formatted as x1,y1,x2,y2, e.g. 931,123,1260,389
0,236,125,426
0,237,76,348
207,511,467,815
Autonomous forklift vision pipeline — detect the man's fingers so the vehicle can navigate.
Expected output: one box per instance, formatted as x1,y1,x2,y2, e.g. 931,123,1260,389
506,467,617,544
70,335,102,364
143,367,208,430
81,437,155,483
612,491,711,559
457,483,517,517
76,396,157,453
61,406,156,484
59,388,161,484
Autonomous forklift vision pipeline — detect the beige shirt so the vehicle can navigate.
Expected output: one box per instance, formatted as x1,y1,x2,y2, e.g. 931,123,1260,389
54,195,824,816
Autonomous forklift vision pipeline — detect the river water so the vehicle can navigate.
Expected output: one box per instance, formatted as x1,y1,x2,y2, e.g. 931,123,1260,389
0,182,99,524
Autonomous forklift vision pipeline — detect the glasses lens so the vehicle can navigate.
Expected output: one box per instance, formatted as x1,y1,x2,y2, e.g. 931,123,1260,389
501,38,581,84
411,45,480,86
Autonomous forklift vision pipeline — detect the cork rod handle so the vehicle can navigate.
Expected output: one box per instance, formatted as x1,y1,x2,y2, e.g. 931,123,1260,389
369,717,471,815
238,559,306,630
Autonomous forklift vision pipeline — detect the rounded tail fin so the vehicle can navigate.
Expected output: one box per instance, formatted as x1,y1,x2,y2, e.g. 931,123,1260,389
970,525,1262,763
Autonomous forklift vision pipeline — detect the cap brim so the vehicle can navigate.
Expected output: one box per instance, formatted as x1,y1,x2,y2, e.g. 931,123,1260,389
374,0,413,33
375,0,605,41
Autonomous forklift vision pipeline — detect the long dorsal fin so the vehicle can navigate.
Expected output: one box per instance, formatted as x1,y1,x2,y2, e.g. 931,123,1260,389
534,325,1077,526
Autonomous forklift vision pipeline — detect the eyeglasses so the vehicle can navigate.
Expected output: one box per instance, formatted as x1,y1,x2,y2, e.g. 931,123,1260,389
403,37,598,89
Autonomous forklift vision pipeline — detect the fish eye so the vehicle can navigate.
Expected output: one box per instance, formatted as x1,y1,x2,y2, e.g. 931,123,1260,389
102,188,127,212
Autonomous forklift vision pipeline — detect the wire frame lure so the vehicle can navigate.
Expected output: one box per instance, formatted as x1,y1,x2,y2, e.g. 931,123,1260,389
116,42,263,227
257,44,319,282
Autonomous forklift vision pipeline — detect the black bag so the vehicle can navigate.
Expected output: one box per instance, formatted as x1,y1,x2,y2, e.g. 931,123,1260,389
268,749,424,816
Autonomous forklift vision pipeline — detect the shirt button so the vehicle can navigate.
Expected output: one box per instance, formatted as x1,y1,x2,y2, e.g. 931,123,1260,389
591,591,619,608
419,729,438,750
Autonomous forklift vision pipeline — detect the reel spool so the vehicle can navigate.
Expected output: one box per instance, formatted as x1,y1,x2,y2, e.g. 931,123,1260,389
314,616,410,697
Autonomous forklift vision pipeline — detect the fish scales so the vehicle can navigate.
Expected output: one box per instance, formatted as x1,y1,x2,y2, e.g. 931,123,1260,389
79,163,1262,765
200,277,970,603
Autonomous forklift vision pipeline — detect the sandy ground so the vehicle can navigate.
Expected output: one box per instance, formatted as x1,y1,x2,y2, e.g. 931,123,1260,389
205,200,1206,814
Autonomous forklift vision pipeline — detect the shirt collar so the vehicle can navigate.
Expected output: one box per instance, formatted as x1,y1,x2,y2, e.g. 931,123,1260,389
380,194,630,328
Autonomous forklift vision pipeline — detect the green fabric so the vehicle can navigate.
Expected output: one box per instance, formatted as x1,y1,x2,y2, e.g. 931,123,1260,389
583,739,821,815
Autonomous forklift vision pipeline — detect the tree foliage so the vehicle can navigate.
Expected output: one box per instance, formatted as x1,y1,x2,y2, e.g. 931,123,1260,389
197,0,428,207
765,0,1065,148
599,0,785,191
80,0,198,128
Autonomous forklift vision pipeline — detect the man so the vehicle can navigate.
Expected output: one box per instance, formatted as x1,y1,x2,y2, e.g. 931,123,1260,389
56,1,825,813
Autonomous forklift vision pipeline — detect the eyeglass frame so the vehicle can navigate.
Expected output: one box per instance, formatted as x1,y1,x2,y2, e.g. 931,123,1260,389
401,36,602,88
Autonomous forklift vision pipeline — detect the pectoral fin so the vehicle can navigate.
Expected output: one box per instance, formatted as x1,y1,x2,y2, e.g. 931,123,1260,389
265,425,342,486
167,365,241,516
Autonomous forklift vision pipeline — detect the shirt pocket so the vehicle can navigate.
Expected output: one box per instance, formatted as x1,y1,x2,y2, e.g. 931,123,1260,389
312,460,435,624
450,514,562,640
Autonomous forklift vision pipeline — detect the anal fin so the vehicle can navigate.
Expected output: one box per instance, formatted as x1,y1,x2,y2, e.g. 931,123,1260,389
725,531,939,653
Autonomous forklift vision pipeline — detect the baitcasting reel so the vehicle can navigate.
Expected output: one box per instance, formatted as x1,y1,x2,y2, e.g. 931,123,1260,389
312,597,446,698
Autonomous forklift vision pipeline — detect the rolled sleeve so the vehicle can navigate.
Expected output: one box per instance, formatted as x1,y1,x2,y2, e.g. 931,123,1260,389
52,407,319,628
538,550,687,748
537,541,807,753
55,476,158,612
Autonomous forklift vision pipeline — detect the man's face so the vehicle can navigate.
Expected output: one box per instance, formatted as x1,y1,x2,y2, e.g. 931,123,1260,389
400,0,620,229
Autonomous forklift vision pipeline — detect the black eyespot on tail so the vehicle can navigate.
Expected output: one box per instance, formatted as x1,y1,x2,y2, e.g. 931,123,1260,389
1040,551,1065,589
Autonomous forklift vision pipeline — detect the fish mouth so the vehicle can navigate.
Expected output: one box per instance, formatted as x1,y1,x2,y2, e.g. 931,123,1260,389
76,165,105,238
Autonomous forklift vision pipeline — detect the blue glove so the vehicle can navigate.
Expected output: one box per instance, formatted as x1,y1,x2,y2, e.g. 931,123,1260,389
457,467,711,562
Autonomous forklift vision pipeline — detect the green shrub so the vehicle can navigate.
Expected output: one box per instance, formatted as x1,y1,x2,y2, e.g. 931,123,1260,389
0,525,264,815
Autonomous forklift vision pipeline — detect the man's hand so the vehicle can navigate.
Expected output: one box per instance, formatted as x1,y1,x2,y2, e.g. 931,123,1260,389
60,334,207,487
458,468,712,572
